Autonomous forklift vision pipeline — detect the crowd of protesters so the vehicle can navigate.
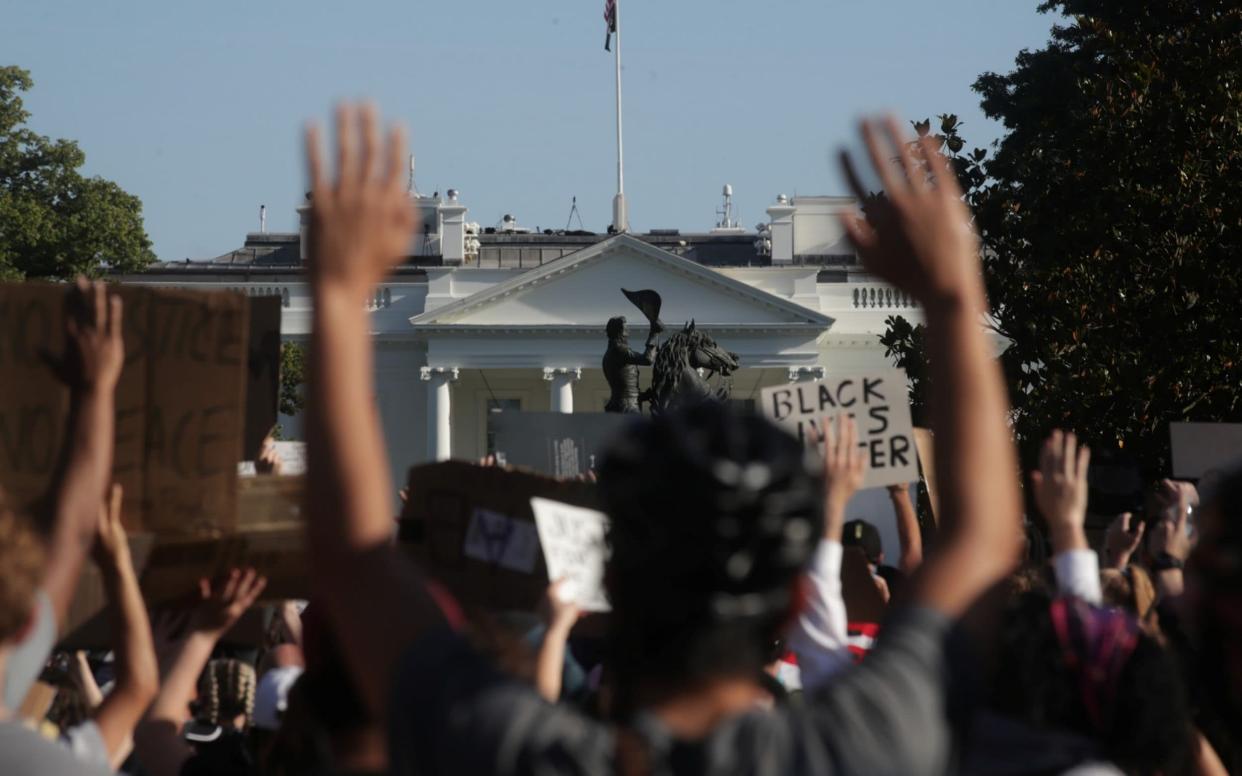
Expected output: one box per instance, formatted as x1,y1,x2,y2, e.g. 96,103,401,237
0,106,1238,776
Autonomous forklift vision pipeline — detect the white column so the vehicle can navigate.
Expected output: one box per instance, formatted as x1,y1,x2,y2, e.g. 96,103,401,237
420,367,459,461
787,366,825,383
543,368,581,414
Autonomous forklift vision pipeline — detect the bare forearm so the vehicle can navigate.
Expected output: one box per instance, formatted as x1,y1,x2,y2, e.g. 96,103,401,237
44,389,115,627
307,289,394,555
535,623,572,703
918,292,1021,614
96,563,159,749
148,632,214,724
891,489,923,574
306,285,444,719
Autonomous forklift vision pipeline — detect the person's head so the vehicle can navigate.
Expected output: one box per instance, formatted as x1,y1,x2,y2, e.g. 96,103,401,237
597,401,822,716
1099,566,1158,631
199,658,257,731
841,519,883,567
0,505,45,660
606,316,628,342
990,592,1193,775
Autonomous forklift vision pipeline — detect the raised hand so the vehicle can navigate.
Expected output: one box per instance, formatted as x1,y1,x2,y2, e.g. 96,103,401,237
543,579,581,633
52,277,125,392
92,483,130,572
839,117,983,313
304,103,419,295
1030,430,1091,552
254,435,284,475
1103,512,1145,570
190,568,267,639
1148,493,1192,564
819,414,868,541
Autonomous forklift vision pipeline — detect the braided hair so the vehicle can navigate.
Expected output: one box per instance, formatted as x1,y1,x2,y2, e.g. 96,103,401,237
201,659,257,730
597,401,822,716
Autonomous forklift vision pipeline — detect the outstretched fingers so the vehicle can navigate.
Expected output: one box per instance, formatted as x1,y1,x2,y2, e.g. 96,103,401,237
384,123,408,193
335,103,358,192
861,119,905,203
358,102,380,186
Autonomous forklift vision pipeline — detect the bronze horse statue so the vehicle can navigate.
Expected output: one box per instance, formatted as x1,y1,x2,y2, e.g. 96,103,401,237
611,289,739,414
640,319,740,414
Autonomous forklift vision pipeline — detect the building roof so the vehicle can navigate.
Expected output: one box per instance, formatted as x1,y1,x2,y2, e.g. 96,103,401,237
138,227,857,275
411,233,834,333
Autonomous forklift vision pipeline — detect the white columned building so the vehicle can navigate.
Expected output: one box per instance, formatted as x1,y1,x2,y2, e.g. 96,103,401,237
119,191,927,555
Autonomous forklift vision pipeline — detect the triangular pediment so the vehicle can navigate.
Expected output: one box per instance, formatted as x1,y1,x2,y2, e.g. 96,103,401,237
410,234,832,331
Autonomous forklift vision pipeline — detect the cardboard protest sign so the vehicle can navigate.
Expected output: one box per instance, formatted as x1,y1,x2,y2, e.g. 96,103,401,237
58,475,306,648
531,497,611,612
0,282,249,536
398,461,599,613
760,369,917,490
463,508,541,573
1170,422,1242,479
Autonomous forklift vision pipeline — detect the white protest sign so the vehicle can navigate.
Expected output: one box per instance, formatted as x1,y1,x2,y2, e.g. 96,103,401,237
273,442,306,475
462,507,540,574
760,369,917,490
1170,422,1242,479
530,497,611,612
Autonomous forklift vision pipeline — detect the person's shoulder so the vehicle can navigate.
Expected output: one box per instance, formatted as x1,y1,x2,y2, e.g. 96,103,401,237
0,722,111,775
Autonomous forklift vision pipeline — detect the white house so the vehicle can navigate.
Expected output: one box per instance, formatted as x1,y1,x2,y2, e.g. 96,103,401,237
119,188,925,552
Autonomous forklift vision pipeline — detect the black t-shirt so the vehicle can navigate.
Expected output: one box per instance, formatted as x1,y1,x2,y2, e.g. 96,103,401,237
390,606,954,776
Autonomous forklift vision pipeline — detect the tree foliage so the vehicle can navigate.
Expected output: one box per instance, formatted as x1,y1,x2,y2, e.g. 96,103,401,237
882,2,1242,477
0,66,155,279
279,342,307,419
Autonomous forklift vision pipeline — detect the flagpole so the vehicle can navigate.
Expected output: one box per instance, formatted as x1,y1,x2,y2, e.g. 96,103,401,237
611,0,628,233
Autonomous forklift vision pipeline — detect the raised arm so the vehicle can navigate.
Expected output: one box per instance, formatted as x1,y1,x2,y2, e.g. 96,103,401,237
41,279,124,631
1031,431,1101,604
302,103,445,718
887,483,922,575
840,117,1022,619
133,569,266,776
91,483,159,770
534,581,580,703
788,414,865,689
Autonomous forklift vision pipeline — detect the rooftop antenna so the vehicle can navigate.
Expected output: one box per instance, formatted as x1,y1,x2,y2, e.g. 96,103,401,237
711,184,746,233
566,196,584,231
259,204,267,234
716,184,737,229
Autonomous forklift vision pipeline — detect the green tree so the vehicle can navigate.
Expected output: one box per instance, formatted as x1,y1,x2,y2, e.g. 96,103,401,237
882,2,1242,478
0,66,155,279
279,341,307,418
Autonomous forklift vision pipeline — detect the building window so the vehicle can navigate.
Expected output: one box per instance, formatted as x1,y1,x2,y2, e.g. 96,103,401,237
486,398,522,456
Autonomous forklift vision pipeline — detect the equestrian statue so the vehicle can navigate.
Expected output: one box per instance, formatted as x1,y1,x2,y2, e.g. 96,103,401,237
603,289,740,414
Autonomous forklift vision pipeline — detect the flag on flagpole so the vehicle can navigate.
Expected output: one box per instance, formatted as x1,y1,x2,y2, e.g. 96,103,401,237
604,0,617,51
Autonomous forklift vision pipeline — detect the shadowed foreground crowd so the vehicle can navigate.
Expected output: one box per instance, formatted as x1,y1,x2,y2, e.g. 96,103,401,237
0,107,1238,776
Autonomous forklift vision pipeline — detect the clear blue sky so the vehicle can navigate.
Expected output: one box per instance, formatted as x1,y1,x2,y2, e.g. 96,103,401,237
4,1,1058,261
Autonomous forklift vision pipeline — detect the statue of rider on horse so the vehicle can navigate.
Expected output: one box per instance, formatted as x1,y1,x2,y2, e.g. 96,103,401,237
602,289,740,415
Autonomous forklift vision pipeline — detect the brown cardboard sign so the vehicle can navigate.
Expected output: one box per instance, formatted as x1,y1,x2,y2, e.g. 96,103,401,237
0,282,249,536
399,461,599,613
58,476,306,648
